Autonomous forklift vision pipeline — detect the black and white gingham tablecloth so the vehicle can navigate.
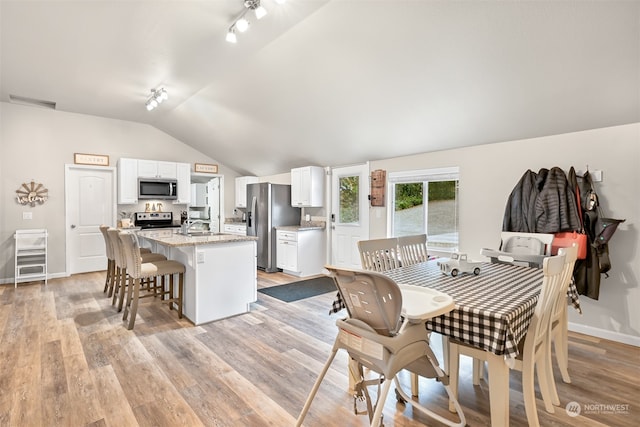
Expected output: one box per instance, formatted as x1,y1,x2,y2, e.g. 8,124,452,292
330,260,581,360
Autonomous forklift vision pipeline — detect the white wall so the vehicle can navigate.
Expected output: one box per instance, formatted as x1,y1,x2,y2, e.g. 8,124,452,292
0,102,239,280
369,123,640,345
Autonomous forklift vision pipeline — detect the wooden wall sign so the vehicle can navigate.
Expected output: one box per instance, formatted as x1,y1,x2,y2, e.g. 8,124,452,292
74,153,109,166
370,169,386,206
194,163,218,174
16,181,48,206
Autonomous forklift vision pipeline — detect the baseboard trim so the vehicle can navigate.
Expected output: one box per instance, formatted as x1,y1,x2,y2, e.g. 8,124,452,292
0,272,68,286
569,322,640,347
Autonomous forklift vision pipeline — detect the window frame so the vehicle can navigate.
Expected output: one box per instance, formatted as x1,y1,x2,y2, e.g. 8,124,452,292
386,167,460,255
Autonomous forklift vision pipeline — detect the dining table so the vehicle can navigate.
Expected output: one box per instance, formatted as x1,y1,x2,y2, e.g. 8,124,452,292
330,259,581,426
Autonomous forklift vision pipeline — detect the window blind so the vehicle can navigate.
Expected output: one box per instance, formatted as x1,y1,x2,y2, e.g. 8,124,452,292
387,167,459,183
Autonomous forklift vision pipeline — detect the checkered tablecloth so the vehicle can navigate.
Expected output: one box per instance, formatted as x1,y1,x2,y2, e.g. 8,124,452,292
330,260,581,360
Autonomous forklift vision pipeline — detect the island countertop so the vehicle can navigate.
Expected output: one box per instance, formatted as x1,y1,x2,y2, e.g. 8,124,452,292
136,229,257,247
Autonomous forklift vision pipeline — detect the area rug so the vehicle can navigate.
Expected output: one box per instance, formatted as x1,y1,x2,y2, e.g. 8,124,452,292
258,276,336,303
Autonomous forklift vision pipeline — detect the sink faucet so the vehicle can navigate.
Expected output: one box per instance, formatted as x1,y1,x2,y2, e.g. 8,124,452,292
181,219,205,235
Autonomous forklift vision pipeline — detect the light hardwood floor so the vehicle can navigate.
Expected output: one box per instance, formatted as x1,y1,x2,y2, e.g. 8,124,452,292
1,271,638,426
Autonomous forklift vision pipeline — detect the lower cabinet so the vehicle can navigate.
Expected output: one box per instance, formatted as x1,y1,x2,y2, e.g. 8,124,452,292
223,223,247,236
276,228,325,277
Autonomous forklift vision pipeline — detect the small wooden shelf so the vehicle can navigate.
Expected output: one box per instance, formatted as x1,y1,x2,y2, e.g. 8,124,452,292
14,229,48,287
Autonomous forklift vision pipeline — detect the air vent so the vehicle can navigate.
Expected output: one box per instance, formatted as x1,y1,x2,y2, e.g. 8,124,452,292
9,94,56,110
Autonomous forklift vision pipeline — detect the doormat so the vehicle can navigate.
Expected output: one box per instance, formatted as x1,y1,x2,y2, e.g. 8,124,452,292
258,276,336,303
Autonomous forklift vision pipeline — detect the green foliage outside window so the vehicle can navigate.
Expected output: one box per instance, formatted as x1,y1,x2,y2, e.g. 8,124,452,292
339,176,359,223
395,181,456,211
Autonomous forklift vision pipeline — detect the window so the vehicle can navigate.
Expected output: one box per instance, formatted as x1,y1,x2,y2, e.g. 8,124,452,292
387,167,459,252
338,175,360,224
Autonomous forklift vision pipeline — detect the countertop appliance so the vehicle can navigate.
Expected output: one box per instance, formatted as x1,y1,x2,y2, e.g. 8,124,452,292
134,212,175,229
138,177,178,200
246,183,301,272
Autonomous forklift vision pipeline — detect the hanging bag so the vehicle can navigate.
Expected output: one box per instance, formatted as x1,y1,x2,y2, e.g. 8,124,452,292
552,231,587,259
552,180,587,259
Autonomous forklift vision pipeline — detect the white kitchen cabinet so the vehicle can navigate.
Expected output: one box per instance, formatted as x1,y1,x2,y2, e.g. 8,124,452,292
117,158,138,204
291,166,324,207
235,176,259,208
174,162,191,204
118,158,189,204
276,228,325,277
223,223,247,236
138,159,177,178
276,230,299,272
191,183,207,207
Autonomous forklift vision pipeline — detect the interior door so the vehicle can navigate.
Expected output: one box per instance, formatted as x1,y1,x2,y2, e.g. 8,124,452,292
65,165,116,274
330,164,369,268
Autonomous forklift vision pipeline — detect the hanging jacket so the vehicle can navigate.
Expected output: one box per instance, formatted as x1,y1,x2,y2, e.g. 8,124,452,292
502,169,540,232
535,167,581,233
503,167,580,233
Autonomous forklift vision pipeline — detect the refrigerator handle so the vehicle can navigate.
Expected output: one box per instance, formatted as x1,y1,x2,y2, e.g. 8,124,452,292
248,196,257,229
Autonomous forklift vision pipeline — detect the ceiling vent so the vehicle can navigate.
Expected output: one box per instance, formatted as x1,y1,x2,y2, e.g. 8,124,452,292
9,94,57,110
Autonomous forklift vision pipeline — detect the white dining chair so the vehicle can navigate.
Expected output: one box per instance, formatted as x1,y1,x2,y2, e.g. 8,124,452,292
550,244,579,385
448,252,568,427
357,237,400,272
398,234,428,266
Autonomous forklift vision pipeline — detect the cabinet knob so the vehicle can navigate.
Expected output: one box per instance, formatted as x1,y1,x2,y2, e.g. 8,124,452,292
70,224,76,229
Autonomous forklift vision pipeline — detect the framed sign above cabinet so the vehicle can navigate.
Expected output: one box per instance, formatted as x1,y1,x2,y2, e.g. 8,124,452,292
195,163,218,174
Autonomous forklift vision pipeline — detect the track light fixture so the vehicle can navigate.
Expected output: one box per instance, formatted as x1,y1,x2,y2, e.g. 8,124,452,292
226,0,286,43
145,88,168,111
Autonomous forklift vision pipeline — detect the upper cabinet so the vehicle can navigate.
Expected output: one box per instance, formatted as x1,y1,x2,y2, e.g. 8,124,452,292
138,159,177,179
235,176,259,208
117,158,138,204
291,166,324,207
174,162,191,204
117,157,190,204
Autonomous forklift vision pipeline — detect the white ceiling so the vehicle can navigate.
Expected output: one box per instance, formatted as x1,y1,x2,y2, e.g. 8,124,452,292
2,0,638,176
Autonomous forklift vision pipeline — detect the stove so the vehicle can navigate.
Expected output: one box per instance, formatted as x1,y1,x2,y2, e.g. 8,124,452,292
134,212,175,229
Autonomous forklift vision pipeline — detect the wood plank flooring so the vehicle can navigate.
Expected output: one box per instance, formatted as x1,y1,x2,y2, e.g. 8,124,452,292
1,271,638,426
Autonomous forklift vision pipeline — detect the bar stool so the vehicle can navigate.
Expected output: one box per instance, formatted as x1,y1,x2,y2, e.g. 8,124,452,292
99,225,115,294
100,225,154,297
107,228,166,310
118,231,185,330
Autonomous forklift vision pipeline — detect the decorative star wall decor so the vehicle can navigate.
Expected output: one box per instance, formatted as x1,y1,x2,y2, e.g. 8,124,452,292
16,181,48,206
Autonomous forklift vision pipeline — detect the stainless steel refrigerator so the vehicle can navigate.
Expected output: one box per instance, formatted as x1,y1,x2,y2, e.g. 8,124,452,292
246,183,301,272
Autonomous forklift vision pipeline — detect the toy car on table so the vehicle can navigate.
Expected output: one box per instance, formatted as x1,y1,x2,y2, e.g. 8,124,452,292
437,252,481,277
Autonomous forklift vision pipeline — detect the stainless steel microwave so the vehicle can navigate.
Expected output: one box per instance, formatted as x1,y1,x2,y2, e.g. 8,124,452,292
138,178,178,200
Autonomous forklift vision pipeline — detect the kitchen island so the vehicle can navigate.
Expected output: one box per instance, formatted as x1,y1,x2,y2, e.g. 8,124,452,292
137,229,258,325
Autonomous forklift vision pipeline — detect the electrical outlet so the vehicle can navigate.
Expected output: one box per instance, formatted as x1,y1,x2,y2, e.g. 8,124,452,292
23,212,32,220
197,251,205,263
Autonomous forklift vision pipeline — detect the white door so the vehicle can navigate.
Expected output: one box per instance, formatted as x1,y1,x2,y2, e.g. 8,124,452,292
207,177,222,233
330,164,369,268
65,165,116,274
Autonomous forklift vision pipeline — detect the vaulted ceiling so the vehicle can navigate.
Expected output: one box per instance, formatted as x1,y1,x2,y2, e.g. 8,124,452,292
2,1,638,176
